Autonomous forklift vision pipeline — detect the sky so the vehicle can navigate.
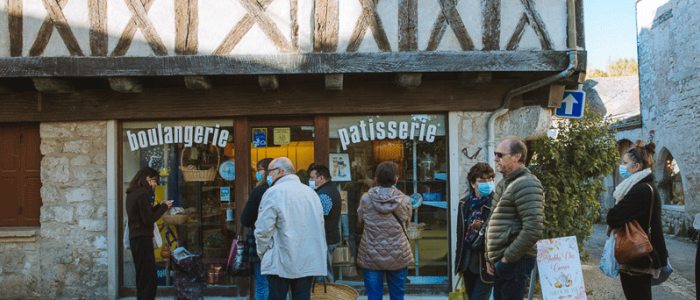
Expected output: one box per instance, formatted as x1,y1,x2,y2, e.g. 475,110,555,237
583,0,639,70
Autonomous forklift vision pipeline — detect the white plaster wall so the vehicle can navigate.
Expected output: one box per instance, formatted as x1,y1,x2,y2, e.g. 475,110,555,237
637,0,700,216
5,0,569,57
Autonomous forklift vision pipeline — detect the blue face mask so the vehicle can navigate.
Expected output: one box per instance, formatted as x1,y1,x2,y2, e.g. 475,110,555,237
619,165,632,179
309,180,317,190
267,175,273,186
256,172,263,182
477,182,495,196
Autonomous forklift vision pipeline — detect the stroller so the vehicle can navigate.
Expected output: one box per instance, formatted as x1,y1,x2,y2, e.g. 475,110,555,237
172,247,207,300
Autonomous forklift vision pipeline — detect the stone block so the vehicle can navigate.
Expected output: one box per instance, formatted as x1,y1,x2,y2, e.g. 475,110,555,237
93,152,107,165
54,206,74,224
65,188,93,203
41,157,71,184
76,203,95,218
76,123,105,137
40,140,62,155
40,185,60,204
41,245,74,265
73,166,107,181
64,140,92,154
40,123,72,139
0,274,38,299
70,155,92,166
78,220,106,232
92,137,107,150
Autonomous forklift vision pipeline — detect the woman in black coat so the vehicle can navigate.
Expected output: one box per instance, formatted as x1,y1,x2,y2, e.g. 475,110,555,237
454,163,495,300
607,142,668,300
126,167,172,300
240,158,273,300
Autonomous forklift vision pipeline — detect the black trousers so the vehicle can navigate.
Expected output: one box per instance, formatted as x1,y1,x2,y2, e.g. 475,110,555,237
130,236,158,300
620,272,652,300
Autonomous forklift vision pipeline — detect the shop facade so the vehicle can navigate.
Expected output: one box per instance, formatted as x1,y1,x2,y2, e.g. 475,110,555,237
0,0,585,298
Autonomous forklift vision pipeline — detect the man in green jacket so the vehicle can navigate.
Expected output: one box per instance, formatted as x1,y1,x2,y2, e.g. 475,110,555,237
485,137,544,300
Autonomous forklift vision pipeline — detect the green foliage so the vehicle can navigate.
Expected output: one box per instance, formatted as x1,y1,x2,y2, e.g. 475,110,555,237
587,57,639,78
529,106,619,259
204,232,226,248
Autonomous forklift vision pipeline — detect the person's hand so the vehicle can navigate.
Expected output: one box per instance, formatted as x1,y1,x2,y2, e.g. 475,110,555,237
501,257,509,263
470,220,483,231
486,262,494,275
163,200,173,209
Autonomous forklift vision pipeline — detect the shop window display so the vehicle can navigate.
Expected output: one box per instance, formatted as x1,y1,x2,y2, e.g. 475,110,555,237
122,120,236,287
329,115,448,284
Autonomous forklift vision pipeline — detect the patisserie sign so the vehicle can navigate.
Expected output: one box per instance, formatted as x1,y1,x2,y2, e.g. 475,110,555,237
127,124,229,151
337,119,438,150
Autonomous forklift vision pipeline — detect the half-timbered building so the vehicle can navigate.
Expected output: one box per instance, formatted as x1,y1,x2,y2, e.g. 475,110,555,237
0,0,585,298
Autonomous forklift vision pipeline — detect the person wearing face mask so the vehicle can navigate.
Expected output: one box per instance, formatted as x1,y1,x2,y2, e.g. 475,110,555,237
455,162,495,300
125,167,173,300
606,142,668,300
308,164,342,282
240,157,274,300
255,157,327,300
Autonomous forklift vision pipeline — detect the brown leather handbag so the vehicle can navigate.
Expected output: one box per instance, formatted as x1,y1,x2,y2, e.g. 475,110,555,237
614,184,655,265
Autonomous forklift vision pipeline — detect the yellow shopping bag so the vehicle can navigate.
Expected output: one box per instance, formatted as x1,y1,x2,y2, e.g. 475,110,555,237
448,274,468,300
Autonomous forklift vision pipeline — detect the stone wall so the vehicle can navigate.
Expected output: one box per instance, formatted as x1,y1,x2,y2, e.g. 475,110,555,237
0,122,108,299
637,0,700,223
662,207,694,235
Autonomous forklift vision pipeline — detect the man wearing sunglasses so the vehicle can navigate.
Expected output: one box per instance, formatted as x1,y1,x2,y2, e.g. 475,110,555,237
485,137,544,300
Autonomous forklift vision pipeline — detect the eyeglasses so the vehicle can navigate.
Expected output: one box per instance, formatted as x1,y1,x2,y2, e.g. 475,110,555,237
494,152,512,158
268,167,280,173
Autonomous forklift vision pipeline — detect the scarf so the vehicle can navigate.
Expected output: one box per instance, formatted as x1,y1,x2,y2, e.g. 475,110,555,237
613,168,652,204
464,192,492,246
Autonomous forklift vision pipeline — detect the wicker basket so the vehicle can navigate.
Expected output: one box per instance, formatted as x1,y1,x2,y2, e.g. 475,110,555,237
311,282,359,300
179,146,220,182
162,214,189,225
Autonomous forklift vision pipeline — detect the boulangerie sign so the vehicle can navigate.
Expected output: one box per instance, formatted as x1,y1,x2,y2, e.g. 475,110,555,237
536,236,586,300
126,124,230,151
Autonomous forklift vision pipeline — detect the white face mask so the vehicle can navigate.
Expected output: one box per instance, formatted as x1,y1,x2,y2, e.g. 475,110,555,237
309,180,317,190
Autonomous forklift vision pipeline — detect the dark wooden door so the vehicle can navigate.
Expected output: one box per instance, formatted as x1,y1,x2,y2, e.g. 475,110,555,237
0,123,42,226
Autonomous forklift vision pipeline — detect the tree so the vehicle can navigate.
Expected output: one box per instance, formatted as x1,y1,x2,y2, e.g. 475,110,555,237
529,106,619,259
587,57,639,78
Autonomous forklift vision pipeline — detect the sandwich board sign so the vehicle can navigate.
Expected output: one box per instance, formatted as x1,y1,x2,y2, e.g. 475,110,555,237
537,236,586,300
555,91,586,119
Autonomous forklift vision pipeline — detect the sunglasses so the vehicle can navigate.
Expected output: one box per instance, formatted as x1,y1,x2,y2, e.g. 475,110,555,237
494,152,512,158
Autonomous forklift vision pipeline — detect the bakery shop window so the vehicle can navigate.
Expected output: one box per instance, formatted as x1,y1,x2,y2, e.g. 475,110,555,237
328,115,448,284
121,120,236,287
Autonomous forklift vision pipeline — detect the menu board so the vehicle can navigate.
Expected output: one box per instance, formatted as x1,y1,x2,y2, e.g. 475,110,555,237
536,236,587,300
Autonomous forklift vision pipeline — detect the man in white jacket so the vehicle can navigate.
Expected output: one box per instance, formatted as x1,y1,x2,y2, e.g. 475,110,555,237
255,157,327,300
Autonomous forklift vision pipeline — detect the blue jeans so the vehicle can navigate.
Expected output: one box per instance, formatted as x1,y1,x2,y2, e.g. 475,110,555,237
492,257,536,300
267,275,314,300
326,243,338,282
463,270,492,300
362,268,408,300
253,262,269,300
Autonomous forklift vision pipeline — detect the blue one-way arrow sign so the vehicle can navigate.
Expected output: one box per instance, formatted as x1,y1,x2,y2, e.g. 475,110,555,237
555,90,586,118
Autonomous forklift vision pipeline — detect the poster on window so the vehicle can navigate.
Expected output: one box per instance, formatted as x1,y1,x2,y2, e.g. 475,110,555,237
253,128,267,147
329,153,351,181
536,236,586,300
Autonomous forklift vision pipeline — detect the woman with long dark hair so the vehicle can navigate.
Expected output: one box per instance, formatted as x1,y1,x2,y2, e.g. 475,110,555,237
126,166,172,300
607,142,668,300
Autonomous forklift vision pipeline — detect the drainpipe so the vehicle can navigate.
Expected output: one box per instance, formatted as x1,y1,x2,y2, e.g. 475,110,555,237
487,51,579,169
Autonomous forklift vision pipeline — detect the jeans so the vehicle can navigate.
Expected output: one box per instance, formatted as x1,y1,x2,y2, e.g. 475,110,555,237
492,257,535,300
326,243,338,282
253,262,269,300
267,275,314,300
620,272,652,300
362,268,408,300
463,270,493,300
130,236,158,300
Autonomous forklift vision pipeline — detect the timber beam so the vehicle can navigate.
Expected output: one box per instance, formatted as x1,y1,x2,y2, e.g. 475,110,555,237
184,76,213,92
0,51,586,77
32,78,74,94
108,77,143,93
459,72,492,86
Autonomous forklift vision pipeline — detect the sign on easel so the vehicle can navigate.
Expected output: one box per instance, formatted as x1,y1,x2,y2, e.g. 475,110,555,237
536,236,587,300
